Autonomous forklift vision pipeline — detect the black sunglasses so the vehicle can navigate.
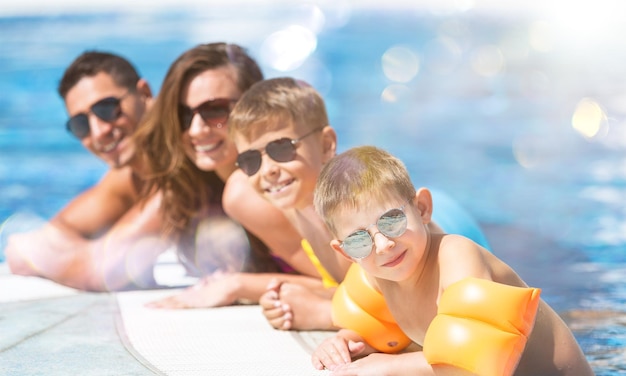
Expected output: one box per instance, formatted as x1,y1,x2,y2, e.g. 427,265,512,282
179,98,237,131
236,126,324,176
66,93,129,139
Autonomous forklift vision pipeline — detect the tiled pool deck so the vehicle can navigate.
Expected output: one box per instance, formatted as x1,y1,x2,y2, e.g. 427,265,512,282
0,264,334,375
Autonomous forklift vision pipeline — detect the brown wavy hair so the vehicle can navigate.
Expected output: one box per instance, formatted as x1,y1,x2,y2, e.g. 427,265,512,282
133,43,263,235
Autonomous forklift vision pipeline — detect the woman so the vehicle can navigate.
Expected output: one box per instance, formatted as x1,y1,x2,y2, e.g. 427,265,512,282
133,43,323,308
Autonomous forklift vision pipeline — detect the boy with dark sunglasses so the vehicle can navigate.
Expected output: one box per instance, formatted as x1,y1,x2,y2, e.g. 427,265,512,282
227,77,491,331
5,51,164,291
311,145,593,375
228,77,348,331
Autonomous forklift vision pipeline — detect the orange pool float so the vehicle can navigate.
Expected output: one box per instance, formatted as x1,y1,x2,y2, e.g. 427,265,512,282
423,278,541,376
331,264,411,353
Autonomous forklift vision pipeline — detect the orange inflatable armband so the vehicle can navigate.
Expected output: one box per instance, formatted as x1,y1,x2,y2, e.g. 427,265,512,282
331,264,411,353
423,278,541,376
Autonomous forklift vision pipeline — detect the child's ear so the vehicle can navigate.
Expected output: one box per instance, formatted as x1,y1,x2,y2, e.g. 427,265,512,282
414,187,433,224
330,239,354,262
321,126,337,163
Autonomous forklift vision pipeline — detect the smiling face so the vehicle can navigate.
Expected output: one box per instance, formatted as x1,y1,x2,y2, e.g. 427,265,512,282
180,66,240,180
233,122,336,211
330,192,432,282
64,72,148,168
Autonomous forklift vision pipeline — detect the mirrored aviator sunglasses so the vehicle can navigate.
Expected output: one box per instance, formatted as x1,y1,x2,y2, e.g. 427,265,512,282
340,204,409,259
179,98,236,131
66,96,125,139
235,127,323,176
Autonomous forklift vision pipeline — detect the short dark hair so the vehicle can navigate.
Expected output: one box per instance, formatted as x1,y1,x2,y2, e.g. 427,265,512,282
58,51,140,98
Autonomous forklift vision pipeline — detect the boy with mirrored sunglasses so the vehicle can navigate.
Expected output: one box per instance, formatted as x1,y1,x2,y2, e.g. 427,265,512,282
311,145,593,375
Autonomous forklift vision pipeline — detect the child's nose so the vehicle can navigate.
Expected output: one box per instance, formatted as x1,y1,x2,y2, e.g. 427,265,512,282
259,154,279,176
373,231,395,255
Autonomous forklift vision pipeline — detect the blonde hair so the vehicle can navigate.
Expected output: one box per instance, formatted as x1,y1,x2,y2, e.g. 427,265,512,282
314,146,416,235
228,77,328,141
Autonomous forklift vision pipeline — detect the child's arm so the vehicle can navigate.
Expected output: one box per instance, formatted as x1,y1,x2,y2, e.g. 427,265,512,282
328,350,478,376
311,329,371,371
424,278,540,376
222,171,320,277
145,272,323,309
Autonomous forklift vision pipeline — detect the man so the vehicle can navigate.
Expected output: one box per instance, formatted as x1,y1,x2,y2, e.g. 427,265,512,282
6,51,164,291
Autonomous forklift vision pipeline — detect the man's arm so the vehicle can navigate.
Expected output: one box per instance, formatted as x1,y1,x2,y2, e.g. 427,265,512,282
50,167,139,238
6,168,170,291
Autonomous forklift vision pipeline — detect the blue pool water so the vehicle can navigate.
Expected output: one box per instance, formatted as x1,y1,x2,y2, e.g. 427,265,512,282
1,3,624,373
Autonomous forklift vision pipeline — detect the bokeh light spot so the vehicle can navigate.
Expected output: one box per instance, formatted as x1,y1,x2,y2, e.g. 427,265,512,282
512,134,551,169
260,25,317,72
381,84,411,103
529,20,554,52
572,98,608,139
382,45,420,83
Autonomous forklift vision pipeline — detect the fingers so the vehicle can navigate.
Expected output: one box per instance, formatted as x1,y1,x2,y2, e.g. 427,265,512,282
329,363,358,376
266,277,283,291
311,338,352,371
259,289,279,309
145,285,199,309
145,296,185,309
311,354,326,370
260,284,295,330
280,310,293,330
262,303,286,321
311,346,348,371
347,340,366,356
261,299,293,330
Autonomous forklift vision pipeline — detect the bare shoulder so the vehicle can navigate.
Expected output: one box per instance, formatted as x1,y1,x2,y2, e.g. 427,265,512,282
98,166,140,201
51,167,139,237
438,234,484,261
437,234,492,286
222,171,306,265
223,171,287,226
222,170,250,218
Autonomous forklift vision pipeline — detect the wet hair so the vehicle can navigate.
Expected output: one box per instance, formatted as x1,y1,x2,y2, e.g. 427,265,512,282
134,42,263,235
58,51,140,98
314,146,416,235
228,77,329,141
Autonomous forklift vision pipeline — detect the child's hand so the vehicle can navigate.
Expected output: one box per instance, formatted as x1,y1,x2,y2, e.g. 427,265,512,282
311,335,365,371
329,353,402,376
259,278,292,330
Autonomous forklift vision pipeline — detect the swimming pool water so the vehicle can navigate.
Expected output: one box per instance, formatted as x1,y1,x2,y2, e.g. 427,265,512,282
1,3,624,373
